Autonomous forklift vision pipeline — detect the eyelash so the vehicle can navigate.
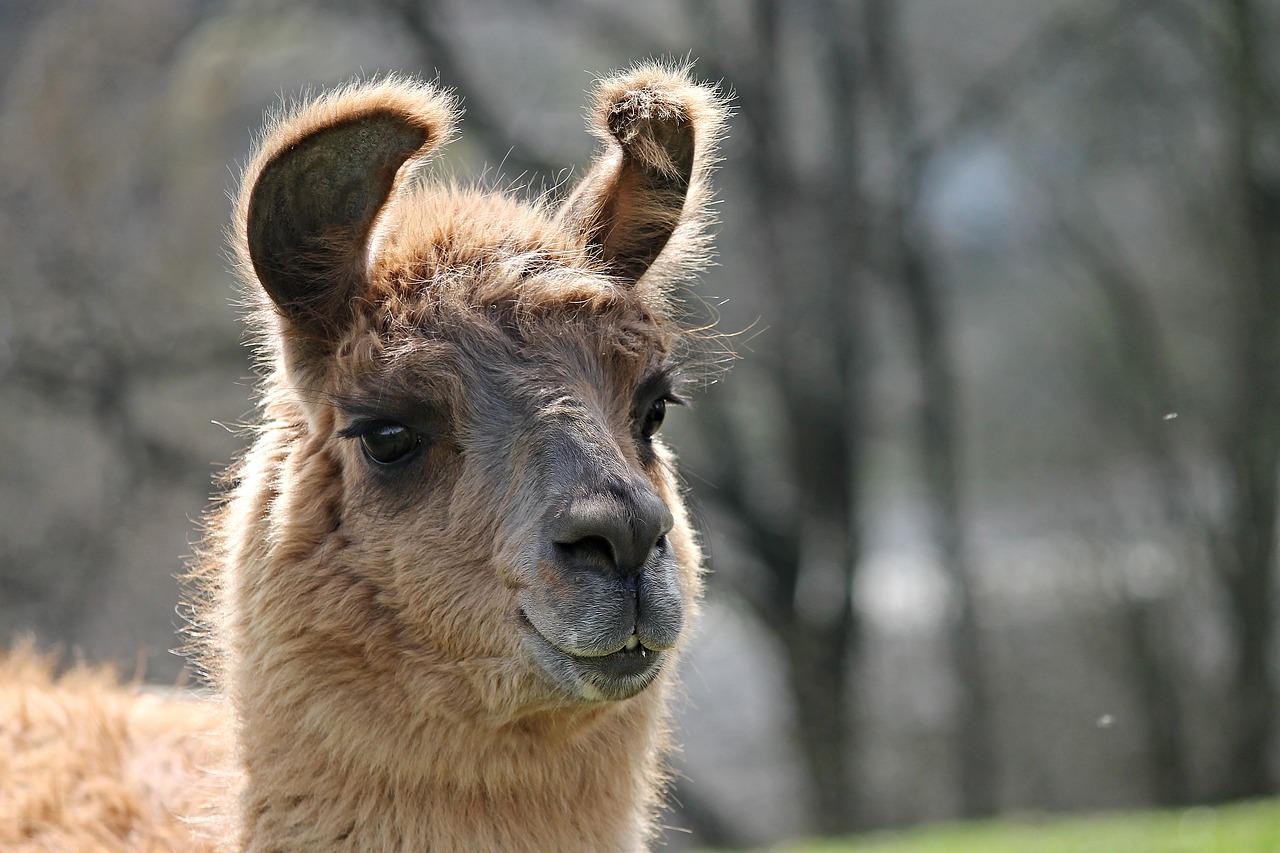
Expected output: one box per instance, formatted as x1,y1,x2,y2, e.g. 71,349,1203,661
638,391,686,439
341,420,423,466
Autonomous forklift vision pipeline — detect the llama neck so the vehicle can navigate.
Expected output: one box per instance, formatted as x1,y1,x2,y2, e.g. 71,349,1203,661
233,672,673,853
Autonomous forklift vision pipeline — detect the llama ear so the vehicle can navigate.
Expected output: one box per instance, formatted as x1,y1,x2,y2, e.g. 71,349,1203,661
240,80,456,336
556,66,725,287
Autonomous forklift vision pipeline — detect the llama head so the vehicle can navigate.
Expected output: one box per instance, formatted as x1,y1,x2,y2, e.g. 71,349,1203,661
222,65,726,738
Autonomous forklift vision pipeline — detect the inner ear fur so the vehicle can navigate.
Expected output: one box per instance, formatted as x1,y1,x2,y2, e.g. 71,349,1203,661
237,78,457,338
556,63,729,288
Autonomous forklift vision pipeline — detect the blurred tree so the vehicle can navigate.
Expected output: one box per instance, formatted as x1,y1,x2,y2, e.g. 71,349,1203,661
686,0,1008,830
1211,0,1280,800
861,0,998,819
1039,0,1280,799
1011,0,1280,803
689,0,869,832
946,0,1207,809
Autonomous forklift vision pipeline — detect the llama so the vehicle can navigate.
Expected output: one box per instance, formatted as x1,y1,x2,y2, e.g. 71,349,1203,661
1,63,727,852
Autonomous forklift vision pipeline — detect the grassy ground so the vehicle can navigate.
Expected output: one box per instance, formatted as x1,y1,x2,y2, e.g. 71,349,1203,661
732,799,1280,853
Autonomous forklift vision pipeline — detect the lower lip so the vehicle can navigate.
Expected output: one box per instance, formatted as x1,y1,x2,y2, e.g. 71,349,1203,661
572,644,664,681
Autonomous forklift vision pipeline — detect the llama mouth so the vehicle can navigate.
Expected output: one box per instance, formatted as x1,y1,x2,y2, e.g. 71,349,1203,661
562,641,666,701
518,611,665,701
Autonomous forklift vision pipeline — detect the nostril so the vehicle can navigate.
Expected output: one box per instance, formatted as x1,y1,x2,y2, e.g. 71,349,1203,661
551,487,673,577
556,535,616,567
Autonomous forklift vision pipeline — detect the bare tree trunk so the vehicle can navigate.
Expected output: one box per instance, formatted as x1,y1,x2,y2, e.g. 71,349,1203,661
1121,598,1195,805
693,0,870,833
862,0,999,818
1215,0,1280,800
1043,193,1198,805
782,0,868,832
785,606,859,833
895,208,998,820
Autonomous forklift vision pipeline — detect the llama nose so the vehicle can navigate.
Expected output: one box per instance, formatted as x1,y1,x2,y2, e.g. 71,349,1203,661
554,486,674,577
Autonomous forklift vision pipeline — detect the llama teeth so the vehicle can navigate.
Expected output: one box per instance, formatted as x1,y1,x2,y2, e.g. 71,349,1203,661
625,634,640,651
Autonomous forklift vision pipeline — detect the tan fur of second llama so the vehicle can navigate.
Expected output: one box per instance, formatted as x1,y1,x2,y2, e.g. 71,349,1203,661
1,62,729,852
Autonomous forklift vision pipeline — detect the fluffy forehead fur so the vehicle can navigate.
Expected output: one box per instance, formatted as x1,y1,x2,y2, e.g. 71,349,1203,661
330,188,680,406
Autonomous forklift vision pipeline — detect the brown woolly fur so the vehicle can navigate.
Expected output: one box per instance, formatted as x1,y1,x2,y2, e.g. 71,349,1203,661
0,641,229,852
2,62,729,852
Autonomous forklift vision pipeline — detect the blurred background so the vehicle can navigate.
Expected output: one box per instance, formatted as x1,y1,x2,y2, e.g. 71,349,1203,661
2,0,1279,848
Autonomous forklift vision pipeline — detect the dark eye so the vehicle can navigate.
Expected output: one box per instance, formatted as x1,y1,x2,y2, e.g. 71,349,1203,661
358,422,421,465
640,398,667,439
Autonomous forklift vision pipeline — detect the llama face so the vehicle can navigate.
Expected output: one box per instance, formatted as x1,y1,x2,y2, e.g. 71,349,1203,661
319,275,688,704
231,71,723,715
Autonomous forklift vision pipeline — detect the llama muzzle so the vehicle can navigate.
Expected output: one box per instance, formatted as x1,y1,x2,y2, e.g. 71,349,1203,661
518,476,684,702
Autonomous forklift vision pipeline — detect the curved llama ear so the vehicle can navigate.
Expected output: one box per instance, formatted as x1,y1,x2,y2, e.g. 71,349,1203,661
239,78,456,335
556,64,728,288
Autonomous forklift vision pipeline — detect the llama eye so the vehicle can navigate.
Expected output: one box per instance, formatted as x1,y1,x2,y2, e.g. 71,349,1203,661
358,423,421,465
640,398,667,439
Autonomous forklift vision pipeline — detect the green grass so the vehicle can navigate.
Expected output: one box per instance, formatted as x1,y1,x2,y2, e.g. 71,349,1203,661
730,799,1280,853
